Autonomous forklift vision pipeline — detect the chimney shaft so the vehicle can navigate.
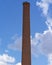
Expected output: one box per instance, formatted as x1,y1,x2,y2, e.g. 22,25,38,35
22,2,31,65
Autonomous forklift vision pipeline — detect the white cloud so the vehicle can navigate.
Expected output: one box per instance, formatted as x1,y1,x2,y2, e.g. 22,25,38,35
0,53,21,65
46,17,52,30
0,53,15,65
0,61,9,65
8,35,22,51
39,30,52,55
36,1,48,16
31,29,52,56
48,54,52,65
36,0,52,30
36,0,52,16
16,62,21,65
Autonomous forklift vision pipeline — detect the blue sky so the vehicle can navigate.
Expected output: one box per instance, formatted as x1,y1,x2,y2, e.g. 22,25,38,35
0,0,52,65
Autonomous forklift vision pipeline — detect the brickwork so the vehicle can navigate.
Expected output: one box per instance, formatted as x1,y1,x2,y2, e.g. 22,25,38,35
22,2,31,65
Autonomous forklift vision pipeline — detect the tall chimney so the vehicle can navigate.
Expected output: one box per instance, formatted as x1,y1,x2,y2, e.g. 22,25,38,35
22,2,31,65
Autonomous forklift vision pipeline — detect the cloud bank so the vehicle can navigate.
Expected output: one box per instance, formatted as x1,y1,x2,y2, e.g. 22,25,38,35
0,54,15,65
0,53,21,65
36,0,52,65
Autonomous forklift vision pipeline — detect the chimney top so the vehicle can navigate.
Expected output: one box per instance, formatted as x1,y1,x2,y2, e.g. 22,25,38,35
23,2,30,7
23,1,29,3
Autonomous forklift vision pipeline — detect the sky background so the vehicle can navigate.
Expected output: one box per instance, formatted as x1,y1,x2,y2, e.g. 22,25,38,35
0,0,52,65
